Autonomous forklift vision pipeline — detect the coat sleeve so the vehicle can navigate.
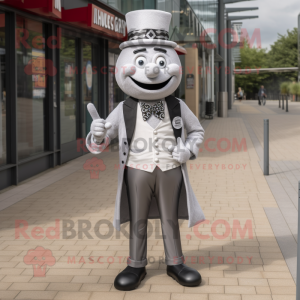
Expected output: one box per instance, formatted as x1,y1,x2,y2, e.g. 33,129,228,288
180,100,205,160
86,102,123,154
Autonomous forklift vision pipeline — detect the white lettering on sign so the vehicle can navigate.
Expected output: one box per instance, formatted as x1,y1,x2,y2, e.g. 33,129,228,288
93,8,126,36
55,0,61,12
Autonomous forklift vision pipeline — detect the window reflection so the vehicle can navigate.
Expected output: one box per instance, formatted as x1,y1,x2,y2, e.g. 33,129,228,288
100,0,155,13
108,41,125,113
0,13,5,166
16,16,45,160
60,32,77,144
82,41,98,137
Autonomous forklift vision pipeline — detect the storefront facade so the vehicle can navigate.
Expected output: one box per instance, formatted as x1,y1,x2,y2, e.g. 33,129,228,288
0,0,220,191
0,0,127,190
100,0,219,119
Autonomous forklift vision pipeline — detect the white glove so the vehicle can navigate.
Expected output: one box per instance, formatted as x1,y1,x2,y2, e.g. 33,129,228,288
168,137,191,164
91,119,111,144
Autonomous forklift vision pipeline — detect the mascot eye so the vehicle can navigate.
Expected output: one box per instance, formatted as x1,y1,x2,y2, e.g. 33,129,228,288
156,57,167,68
135,56,146,68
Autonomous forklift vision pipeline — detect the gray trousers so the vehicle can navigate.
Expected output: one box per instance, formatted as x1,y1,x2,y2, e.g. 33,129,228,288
124,166,184,268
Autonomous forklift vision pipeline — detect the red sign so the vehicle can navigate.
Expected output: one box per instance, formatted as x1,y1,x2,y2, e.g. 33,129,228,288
89,4,126,40
1,0,61,19
61,4,126,41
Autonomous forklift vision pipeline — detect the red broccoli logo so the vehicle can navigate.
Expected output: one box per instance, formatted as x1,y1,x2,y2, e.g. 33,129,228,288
23,246,56,277
83,157,106,179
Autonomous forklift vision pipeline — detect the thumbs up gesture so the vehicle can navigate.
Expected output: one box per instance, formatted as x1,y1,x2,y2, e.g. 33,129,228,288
168,137,191,164
87,103,112,144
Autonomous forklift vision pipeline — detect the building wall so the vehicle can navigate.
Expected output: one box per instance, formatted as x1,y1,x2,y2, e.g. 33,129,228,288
185,47,199,117
0,0,125,191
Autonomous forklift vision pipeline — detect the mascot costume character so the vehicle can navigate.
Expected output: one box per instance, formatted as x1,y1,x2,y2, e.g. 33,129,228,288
86,9,205,291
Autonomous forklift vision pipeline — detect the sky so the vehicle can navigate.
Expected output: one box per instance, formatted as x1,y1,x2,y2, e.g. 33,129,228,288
226,0,299,51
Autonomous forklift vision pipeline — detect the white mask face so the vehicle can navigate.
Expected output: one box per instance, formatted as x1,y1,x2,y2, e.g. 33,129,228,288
115,46,182,100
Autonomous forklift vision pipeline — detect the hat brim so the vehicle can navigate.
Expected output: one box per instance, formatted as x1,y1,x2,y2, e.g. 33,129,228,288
120,39,177,50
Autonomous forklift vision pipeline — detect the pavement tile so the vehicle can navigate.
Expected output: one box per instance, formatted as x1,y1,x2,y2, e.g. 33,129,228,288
209,278,238,286
268,279,295,287
54,292,91,300
0,282,12,290
184,285,224,294
241,296,272,300
209,295,241,300
47,283,82,292
171,293,208,300
15,291,58,299
124,292,170,300
225,286,256,294
90,292,125,300
224,271,263,278
238,278,268,286
270,286,296,294
150,284,184,293
1,275,32,283
262,272,293,279
255,287,271,295
30,276,73,283
9,282,49,291
0,290,17,299
79,283,112,292
271,296,296,300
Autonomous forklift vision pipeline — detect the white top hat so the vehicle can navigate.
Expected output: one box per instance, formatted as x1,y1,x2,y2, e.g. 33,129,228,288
120,9,177,50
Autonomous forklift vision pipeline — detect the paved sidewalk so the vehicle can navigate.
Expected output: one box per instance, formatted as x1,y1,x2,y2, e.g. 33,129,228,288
0,100,299,300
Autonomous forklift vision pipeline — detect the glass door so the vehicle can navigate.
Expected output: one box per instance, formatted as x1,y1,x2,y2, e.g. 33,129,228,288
16,16,46,161
0,12,5,166
82,41,98,138
108,41,124,114
60,32,77,145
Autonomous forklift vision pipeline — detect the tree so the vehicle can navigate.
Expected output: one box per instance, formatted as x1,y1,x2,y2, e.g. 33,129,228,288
235,28,298,97
267,28,298,74
235,40,270,97
265,28,298,93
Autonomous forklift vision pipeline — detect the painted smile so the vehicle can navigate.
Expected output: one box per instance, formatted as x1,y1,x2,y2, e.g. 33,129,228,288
130,76,173,90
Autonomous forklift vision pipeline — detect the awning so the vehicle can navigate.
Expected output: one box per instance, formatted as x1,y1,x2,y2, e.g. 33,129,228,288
175,45,187,55
1,0,62,18
61,4,126,42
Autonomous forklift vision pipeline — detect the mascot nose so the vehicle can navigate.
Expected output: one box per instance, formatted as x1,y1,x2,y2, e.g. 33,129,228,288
145,63,160,78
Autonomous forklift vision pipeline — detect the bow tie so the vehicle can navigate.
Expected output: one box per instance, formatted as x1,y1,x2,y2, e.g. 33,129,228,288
140,100,165,121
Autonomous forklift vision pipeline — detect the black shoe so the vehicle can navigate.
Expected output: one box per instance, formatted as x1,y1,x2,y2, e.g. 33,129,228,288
114,266,146,291
167,264,201,287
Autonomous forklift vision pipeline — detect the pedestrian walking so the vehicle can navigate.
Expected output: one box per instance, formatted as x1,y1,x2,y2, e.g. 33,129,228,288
237,87,243,102
258,85,267,105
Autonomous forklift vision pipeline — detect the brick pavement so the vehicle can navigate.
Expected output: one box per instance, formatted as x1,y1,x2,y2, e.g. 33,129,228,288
0,100,298,300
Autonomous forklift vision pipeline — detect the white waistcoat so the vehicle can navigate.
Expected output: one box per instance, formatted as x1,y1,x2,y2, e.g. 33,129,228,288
126,102,180,173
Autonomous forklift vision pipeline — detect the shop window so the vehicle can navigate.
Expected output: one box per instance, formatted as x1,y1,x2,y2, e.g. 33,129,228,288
121,0,144,14
108,41,125,113
0,12,5,166
16,16,46,161
60,31,77,144
82,41,98,137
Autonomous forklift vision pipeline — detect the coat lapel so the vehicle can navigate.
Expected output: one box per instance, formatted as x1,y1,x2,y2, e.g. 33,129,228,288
123,97,138,146
165,95,182,140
